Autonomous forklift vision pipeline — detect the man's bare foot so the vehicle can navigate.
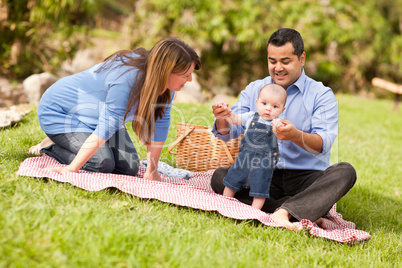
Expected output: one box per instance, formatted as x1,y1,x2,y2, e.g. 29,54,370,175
314,218,327,229
28,137,54,155
270,208,296,231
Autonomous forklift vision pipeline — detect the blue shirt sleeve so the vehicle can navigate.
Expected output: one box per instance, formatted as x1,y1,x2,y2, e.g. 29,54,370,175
310,89,338,156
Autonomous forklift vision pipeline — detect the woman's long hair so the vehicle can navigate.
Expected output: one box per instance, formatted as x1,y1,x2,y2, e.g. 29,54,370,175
97,37,201,144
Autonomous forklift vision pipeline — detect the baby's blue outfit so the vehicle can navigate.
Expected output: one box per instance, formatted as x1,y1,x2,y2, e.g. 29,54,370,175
223,112,279,198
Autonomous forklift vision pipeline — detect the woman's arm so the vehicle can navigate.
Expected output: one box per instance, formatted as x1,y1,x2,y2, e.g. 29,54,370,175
144,141,165,181
48,133,106,173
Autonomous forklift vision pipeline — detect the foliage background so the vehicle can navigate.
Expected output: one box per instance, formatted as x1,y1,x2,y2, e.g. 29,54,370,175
1,0,401,97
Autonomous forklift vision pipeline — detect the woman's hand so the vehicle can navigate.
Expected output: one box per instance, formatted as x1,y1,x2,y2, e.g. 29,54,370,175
143,169,161,181
46,165,77,174
145,141,164,181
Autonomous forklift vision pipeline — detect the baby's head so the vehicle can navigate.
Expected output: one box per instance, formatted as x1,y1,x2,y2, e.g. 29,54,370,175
256,84,287,120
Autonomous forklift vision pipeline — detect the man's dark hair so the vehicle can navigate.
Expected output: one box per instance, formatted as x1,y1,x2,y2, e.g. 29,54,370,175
267,28,304,59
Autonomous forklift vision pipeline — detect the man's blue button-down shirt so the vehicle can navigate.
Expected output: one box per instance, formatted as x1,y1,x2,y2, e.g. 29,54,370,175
213,70,338,171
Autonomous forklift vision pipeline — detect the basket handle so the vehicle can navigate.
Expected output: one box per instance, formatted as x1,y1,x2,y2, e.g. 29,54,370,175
167,126,195,155
221,141,235,164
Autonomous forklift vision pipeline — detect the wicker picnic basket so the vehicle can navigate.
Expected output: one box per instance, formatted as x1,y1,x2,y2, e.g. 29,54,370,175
167,122,243,172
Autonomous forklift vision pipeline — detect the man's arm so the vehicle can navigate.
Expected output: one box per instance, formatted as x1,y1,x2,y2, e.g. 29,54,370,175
212,103,232,135
273,120,323,154
273,87,338,155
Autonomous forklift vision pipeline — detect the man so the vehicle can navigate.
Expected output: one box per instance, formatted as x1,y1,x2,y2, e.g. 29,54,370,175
211,28,356,230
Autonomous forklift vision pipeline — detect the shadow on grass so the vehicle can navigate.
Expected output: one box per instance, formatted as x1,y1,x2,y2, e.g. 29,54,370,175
336,185,401,234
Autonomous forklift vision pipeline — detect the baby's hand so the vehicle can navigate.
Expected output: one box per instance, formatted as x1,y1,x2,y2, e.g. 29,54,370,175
272,118,285,128
212,102,231,120
214,102,229,109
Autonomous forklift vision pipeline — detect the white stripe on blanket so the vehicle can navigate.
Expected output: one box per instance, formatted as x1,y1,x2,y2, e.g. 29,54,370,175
16,155,370,244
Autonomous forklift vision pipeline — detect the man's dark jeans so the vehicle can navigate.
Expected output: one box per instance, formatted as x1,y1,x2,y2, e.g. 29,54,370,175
211,162,356,222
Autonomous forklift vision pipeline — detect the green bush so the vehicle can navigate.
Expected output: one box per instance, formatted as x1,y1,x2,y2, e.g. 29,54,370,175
1,0,401,96
126,0,401,95
0,0,97,79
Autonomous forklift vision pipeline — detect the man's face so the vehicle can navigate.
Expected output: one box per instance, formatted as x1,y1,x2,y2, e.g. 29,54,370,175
267,42,305,90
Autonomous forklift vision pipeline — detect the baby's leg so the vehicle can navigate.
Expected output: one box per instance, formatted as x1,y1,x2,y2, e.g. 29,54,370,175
251,197,266,210
28,137,54,155
223,187,236,197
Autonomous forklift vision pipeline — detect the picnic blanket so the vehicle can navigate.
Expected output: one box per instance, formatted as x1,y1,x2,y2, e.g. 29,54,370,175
17,155,371,244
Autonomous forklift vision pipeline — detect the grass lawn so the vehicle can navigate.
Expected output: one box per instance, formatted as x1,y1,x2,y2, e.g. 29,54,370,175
0,94,401,267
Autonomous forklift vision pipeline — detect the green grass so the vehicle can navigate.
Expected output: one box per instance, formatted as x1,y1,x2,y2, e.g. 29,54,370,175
0,95,401,267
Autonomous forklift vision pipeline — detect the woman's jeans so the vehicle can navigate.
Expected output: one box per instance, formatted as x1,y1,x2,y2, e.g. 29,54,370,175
42,128,139,176
211,162,356,222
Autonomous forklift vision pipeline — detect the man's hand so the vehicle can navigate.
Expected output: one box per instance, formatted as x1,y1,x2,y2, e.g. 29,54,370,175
212,102,232,135
212,102,231,120
273,119,323,154
272,119,298,141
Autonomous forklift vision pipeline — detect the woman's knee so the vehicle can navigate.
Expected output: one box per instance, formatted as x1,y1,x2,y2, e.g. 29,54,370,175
99,157,116,173
122,158,140,176
84,156,115,173
85,148,115,173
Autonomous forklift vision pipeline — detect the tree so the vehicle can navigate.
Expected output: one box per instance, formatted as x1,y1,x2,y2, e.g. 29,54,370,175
0,0,97,79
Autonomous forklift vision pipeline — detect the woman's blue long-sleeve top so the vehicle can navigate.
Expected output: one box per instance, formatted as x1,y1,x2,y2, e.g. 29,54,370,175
38,55,173,142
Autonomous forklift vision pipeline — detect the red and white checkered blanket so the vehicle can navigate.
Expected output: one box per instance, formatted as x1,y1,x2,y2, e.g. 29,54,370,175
17,155,371,244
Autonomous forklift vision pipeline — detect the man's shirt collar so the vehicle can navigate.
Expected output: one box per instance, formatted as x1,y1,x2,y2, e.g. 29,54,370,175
287,68,306,94
269,68,306,94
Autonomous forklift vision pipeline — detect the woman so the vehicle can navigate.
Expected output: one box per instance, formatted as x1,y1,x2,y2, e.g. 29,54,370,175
29,37,201,181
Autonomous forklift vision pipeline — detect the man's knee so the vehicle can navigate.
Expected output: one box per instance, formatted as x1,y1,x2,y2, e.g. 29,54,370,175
332,162,357,188
211,166,230,194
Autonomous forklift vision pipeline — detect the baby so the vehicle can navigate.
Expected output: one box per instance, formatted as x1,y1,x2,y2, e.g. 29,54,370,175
215,83,287,209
